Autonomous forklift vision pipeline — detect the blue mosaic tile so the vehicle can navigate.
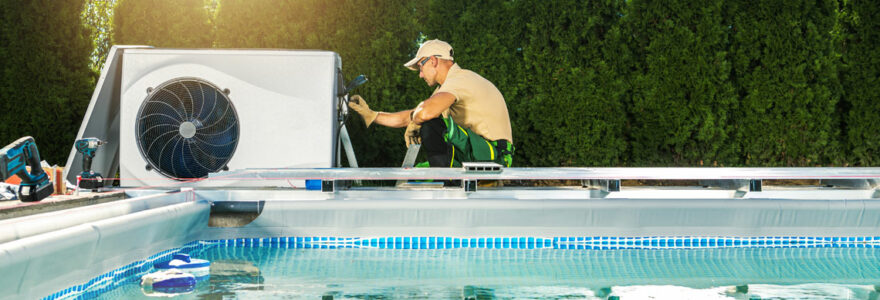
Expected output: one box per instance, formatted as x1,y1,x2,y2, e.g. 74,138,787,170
43,240,221,300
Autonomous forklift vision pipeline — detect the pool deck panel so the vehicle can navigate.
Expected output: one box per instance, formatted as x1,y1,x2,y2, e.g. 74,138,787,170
0,191,125,220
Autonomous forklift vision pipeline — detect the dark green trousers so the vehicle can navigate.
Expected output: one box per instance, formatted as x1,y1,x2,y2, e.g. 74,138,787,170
420,117,514,167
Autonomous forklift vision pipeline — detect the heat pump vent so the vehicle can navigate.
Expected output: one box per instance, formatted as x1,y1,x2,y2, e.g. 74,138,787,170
135,78,239,179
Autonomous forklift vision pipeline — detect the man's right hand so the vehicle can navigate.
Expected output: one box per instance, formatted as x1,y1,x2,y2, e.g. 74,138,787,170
405,121,421,147
348,95,378,127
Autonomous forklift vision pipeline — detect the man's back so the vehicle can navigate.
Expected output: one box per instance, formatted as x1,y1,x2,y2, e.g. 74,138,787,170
434,64,513,143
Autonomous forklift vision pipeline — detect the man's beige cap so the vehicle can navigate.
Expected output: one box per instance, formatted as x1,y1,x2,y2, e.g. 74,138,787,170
404,39,454,70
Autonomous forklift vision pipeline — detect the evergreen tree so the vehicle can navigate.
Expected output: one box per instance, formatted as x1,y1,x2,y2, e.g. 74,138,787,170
622,0,738,166
517,0,628,166
0,0,94,165
82,0,116,72
114,0,213,47
840,0,880,165
729,0,841,166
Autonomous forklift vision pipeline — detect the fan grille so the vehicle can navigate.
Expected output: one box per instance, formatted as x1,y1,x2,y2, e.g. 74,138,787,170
135,78,239,179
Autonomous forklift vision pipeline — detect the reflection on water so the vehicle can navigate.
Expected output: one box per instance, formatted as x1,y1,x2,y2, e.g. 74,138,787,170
198,259,265,298
94,247,880,299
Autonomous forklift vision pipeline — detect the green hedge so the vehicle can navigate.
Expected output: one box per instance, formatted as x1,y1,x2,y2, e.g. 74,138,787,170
0,0,94,165
3,0,878,168
840,0,880,166
517,0,628,166
113,0,213,47
622,0,739,166
82,0,116,72
728,0,842,166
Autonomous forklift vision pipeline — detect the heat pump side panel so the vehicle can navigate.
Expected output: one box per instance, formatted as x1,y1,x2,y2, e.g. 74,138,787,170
64,46,152,185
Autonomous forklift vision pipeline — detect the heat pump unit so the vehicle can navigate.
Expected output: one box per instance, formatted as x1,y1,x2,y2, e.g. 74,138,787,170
113,49,341,187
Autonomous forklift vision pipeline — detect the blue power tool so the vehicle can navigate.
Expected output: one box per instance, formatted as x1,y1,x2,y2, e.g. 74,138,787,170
75,138,106,190
0,136,54,202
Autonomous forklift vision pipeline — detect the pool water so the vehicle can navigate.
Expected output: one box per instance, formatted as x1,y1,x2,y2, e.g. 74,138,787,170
93,245,880,299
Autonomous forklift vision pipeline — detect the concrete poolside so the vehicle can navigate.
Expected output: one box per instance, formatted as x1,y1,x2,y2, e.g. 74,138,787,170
0,191,124,220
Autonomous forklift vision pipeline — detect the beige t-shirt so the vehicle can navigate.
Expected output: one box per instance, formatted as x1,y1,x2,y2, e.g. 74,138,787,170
433,64,513,143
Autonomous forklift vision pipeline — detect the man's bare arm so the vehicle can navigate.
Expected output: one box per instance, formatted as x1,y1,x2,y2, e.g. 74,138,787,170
373,109,415,128
412,92,455,125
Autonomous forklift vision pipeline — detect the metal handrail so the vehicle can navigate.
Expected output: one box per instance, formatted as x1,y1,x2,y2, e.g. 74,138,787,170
208,167,880,181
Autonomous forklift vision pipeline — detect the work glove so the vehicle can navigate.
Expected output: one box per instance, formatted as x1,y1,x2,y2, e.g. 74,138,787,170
348,95,378,127
405,120,421,147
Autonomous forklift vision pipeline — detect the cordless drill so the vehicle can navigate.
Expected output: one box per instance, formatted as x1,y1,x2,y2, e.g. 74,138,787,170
75,138,105,189
0,136,54,202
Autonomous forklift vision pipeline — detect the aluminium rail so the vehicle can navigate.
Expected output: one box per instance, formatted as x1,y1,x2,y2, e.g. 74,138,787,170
203,167,880,193
211,167,880,180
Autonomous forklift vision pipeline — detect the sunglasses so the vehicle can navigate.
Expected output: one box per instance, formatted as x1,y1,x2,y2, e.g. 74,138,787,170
418,57,431,67
418,56,438,68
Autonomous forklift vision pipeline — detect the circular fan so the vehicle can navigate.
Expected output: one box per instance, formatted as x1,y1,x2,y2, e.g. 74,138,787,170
135,78,239,179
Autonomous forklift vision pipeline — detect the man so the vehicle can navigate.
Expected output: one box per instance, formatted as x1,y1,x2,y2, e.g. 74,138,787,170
349,39,514,168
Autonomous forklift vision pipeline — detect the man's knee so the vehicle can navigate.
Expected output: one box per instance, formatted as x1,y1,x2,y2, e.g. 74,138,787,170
420,117,446,139
419,117,452,167
420,117,448,147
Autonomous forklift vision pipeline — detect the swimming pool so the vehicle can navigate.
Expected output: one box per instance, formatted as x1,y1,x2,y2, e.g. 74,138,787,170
3,167,880,299
61,237,880,299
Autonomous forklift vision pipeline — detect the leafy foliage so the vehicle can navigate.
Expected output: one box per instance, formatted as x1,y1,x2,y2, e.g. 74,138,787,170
113,0,213,47
0,0,95,165
728,0,842,166
82,0,116,72
839,0,880,165
621,0,738,166
516,0,628,166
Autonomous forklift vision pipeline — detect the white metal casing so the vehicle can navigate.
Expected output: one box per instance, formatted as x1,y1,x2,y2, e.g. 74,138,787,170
119,49,340,187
